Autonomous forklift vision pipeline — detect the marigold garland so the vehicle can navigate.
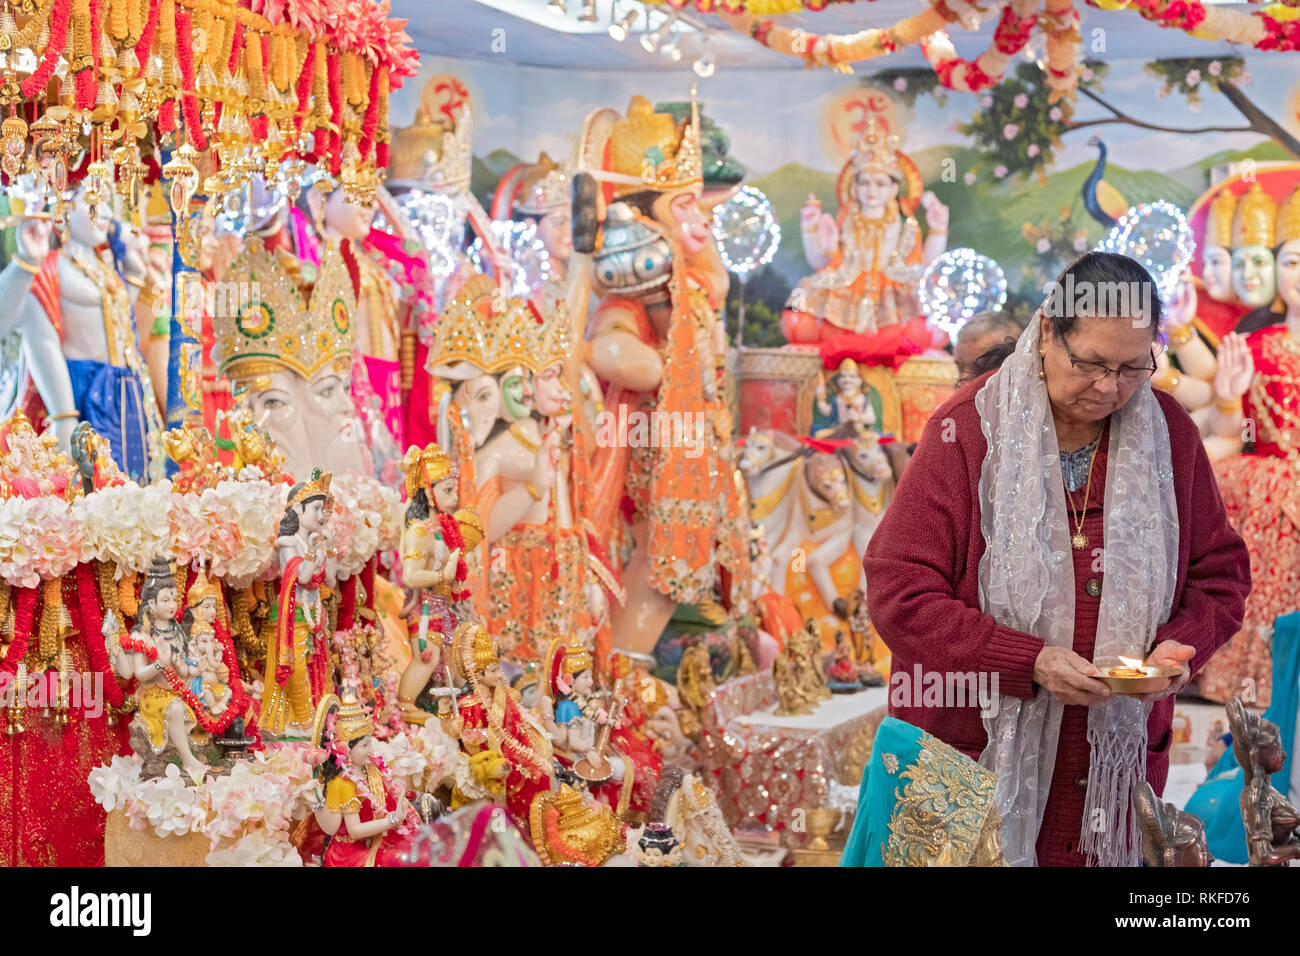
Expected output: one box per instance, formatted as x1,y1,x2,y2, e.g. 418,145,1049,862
20,0,71,97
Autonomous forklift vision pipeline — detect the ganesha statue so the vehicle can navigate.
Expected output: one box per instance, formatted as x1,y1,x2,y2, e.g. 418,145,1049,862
782,119,948,344
211,220,367,482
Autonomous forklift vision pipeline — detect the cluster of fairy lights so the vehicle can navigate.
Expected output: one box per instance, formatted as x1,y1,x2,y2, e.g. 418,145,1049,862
711,185,780,277
1096,200,1195,312
468,220,553,297
918,247,1008,339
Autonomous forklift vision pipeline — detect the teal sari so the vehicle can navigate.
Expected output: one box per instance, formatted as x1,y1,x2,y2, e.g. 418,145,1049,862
1184,610,1300,864
839,716,1005,867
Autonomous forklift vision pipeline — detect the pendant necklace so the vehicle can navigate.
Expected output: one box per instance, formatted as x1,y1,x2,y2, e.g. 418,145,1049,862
1066,426,1103,550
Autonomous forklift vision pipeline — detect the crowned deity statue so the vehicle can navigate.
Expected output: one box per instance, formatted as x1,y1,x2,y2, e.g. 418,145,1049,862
574,90,752,657
0,186,165,481
107,556,210,783
1190,186,1251,337
295,160,406,484
491,153,575,313
310,693,426,867
452,622,554,824
782,120,949,345
261,470,337,737
1231,184,1280,321
1201,183,1300,708
396,442,483,726
211,211,367,482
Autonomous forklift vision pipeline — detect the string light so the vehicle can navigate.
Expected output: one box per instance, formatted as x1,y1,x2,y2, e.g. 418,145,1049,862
1095,200,1195,310
918,247,1007,340
712,185,780,277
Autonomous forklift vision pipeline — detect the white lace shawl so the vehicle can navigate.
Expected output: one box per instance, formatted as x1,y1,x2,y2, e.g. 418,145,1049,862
975,321,1179,866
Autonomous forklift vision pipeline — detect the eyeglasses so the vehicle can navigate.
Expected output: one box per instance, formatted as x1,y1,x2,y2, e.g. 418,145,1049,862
1058,338,1159,385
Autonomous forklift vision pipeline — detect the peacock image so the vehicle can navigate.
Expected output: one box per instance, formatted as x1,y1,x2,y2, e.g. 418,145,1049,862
1081,136,1129,228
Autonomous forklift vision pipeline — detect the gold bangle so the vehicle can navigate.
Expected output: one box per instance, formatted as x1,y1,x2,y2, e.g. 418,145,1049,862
46,411,80,422
1216,397,1243,415
12,257,40,275
525,482,543,502
1168,324,1195,347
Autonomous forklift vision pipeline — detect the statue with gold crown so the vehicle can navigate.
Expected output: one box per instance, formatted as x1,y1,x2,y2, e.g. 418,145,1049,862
386,74,518,458
541,636,661,820
490,152,575,313
396,441,483,725
572,88,752,659
781,119,948,345
293,155,406,484
452,622,553,823
1199,182,1300,709
260,469,336,737
211,207,367,483
0,185,165,481
310,693,425,867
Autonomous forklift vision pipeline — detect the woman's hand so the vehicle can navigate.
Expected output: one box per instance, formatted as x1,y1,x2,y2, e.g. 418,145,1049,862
1032,646,1112,707
1136,640,1196,702
1214,333,1253,401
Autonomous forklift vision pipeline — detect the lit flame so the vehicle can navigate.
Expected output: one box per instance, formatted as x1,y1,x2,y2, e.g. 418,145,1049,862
1117,656,1144,669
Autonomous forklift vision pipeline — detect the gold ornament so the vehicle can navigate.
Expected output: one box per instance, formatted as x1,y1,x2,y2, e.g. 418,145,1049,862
1205,186,1236,250
1278,185,1300,246
606,88,703,196
1232,183,1277,249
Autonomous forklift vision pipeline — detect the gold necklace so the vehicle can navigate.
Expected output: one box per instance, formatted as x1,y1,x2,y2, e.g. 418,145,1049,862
1065,426,1102,550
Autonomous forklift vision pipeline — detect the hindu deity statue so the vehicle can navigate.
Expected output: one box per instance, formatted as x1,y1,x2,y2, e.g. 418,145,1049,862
491,152,575,314
0,187,164,480
1226,697,1300,866
1200,184,1300,708
575,90,751,656
1230,184,1280,327
174,198,241,442
814,357,876,435
782,119,948,344
261,470,336,737
107,556,209,783
1191,185,1250,338
311,693,425,867
299,167,405,482
211,215,366,482
396,442,483,725
185,570,232,717
452,621,554,824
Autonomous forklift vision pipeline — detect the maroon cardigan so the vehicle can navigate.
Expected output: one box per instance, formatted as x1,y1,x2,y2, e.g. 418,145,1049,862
863,371,1250,866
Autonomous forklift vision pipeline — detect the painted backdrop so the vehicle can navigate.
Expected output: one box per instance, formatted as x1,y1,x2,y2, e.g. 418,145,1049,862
394,53,1300,344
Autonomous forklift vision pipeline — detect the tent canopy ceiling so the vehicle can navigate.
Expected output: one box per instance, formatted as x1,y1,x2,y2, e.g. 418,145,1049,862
407,0,1253,71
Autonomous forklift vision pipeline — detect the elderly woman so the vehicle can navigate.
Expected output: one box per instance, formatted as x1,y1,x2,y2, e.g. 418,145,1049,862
863,252,1250,867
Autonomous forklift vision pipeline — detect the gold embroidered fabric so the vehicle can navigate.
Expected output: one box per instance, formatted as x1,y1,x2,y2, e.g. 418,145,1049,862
883,732,1006,867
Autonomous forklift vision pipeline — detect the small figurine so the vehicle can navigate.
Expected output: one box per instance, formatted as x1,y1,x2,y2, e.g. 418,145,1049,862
832,588,883,685
1227,697,1300,866
397,443,482,725
108,556,210,783
773,639,816,717
310,693,425,867
674,642,716,743
262,469,335,737
186,571,232,716
797,620,833,703
815,358,876,434
1132,780,1213,867
825,631,864,689
631,822,686,867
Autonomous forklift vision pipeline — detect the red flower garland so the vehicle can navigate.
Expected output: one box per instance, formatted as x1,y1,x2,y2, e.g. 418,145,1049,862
175,8,208,151
228,21,244,77
357,64,381,163
21,0,71,98
134,0,160,71
117,632,157,661
294,40,316,132
994,5,1038,55
1259,13,1300,51
1,584,38,676
73,562,125,708
75,0,102,110
326,46,343,174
